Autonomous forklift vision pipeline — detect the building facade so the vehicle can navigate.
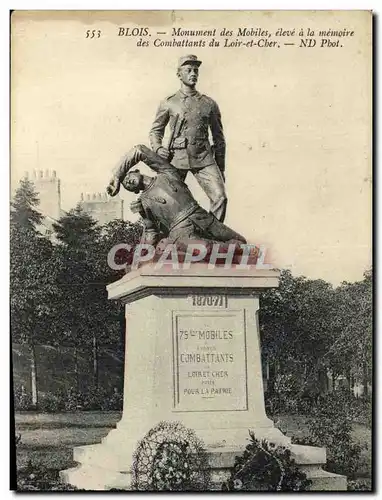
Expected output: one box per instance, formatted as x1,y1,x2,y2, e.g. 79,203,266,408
79,192,124,225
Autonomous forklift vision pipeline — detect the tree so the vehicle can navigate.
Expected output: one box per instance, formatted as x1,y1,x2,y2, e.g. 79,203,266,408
99,218,143,279
51,209,143,390
259,268,373,410
10,179,56,406
99,217,143,326
259,270,336,408
52,206,104,388
97,219,143,381
10,178,43,230
326,269,372,394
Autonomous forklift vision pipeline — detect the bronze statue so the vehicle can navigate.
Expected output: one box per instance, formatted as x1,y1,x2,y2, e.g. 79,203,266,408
107,145,245,247
149,55,227,222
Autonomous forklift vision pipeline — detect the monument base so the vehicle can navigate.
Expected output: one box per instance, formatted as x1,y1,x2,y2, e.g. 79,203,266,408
60,265,346,491
60,439,347,491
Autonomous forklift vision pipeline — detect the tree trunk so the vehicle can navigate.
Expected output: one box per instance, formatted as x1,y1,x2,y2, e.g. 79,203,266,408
346,367,352,393
30,343,38,407
363,360,369,397
318,367,328,394
74,345,79,394
350,374,355,396
331,372,336,392
267,360,276,395
93,335,98,388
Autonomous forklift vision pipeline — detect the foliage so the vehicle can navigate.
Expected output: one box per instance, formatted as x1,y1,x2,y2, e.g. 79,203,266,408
351,395,372,428
97,218,143,342
10,179,143,403
222,432,311,491
10,179,57,347
131,421,210,491
67,386,123,411
10,179,59,407
99,218,143,279
260,271,336,404
14,385,123,412
51,206,105,347
298,388,365,478
260,269,373,418
13,386,33,411
328,270,372,388
347,479,372,491
265,373,316,416
17,461,80,491
10,178,44,230
51,210,143,349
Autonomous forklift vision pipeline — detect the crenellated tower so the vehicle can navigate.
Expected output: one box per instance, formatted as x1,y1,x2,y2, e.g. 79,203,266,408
25,169,62,221
79,192,124,225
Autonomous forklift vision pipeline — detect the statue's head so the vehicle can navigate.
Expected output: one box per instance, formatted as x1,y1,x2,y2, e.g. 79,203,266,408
177,55,202,87
122,169,144,194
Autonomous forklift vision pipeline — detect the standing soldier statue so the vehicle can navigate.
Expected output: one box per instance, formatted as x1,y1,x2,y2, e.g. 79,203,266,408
149,55,228,222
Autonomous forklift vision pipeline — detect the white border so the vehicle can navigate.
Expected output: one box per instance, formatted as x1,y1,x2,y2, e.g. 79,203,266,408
3,2,378,498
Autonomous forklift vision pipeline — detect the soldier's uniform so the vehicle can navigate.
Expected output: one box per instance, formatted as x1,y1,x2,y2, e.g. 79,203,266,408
111,144,245,246
149,55,228,222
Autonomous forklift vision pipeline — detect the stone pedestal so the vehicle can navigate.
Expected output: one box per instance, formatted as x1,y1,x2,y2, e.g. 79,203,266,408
60,264,346,491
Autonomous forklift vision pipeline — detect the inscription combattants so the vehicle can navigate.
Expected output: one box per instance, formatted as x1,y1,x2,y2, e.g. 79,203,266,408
173,311,247,412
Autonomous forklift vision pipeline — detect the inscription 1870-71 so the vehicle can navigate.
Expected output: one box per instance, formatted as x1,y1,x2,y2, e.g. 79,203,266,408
172,307,248,412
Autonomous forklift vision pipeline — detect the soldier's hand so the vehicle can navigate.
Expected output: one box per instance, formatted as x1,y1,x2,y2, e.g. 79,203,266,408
157,147,171,160
107,177,120,197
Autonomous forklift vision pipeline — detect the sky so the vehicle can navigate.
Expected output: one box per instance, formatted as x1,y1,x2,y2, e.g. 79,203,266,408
10,10,372,284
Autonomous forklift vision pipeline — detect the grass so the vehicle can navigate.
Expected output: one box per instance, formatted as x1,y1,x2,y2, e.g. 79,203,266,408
13,411,372,491
15,411,121,471
15,410,121,429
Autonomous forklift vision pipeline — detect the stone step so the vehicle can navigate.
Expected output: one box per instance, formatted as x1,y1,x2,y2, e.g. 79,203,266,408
59,464,131,491
300,467,347,491
290,443,327,464
69,440,346,491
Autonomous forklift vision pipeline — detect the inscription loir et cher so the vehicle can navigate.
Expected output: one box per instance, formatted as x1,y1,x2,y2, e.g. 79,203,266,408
86,26,355,50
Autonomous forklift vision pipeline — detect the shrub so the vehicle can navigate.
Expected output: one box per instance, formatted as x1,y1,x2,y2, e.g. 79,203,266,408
264,375,320,417
301,388,365,478
14,386,124,412
349,395,372,429
347,479,372,491
17,461,80,491
14,385,33,411
222,431,311,491
38,391,65,412
62,387,81,411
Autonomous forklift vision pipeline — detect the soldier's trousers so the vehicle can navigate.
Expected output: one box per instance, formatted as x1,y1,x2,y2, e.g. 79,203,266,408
177,164,227,222
168,207,246,245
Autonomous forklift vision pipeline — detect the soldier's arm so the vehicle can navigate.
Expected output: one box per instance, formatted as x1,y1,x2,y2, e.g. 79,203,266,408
149,100,170,153
129,199,161,246
210,101,226,174
107,145,145,196
107,145,178,196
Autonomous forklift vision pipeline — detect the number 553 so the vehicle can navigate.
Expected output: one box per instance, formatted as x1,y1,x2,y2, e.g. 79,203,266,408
86,29,101,39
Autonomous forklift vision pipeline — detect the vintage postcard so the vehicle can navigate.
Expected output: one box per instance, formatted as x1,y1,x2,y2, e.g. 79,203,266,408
10,10,372,491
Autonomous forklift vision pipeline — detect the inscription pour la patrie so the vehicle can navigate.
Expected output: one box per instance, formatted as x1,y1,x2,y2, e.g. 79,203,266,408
173,296,248,412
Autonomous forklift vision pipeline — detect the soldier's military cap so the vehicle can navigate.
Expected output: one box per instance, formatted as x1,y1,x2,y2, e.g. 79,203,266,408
178,54,202,68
